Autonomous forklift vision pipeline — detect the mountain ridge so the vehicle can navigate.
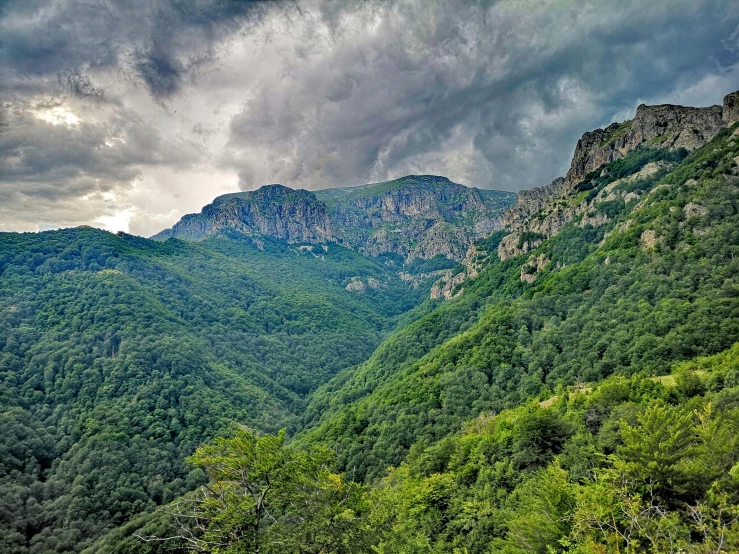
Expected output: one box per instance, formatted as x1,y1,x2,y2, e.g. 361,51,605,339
152,175,516,262
293,91,739,483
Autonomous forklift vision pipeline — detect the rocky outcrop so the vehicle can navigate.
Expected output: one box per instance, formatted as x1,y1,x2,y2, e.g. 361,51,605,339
578,211,610,228
497,232,543,261
430,270,466,300
495,89,739,263
322,175,513,262
153,185,336,244
641,229,660,250
724,91,739,125
520,253,550,283
564,103,724,190
498,201,587,261
503,177,565,231
683,202,708,219
345,276,386,294
430,245,488,300
408,223,470,261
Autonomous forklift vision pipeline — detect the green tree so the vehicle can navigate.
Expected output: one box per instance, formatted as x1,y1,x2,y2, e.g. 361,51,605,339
137,429,374,554
616,403,695,495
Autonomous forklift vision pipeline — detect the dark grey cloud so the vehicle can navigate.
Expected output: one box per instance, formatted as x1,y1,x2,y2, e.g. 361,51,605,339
0,0,737,234
59,72,105,100
224,0,739,192
0,0,270,99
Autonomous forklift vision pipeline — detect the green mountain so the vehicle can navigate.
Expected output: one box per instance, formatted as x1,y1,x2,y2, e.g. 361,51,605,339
296,93,739,482
2,90,739,554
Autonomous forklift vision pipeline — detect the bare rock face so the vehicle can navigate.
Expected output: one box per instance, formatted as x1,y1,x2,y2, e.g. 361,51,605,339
345,276,386,293
408,223,470,261
578,211,610,228
683,202,708,219
430,271,466,300
323,176,514,261
503,177,565,231
362,229,410,259
152,185,336,244
497,232,544,261
724,91,739,125
430,245,487,299
345,279,367,293
641,229,660,250
520,253,550,283
564,103,724,190
152,176,516,263
495,89,739,264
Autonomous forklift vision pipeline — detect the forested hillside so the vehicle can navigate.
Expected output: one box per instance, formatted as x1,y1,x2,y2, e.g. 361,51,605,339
0,229,429,553
97,345,739,553
2,95,738,554
297,124,739,482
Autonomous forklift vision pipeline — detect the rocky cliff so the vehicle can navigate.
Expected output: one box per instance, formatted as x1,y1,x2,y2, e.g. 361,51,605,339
319,175,514,261
152,185,336,244
496,90,739,262
153,175,516,263
564,104,723,190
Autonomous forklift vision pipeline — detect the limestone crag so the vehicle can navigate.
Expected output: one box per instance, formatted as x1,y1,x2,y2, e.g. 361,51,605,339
153,185,336,244
430,245,488,300
503,177,565,231
322,176,513,261
724,91,739,125
564,102,725,190
520,253,550,284
345,276,386,294
496,89,739,262
154,175,516,264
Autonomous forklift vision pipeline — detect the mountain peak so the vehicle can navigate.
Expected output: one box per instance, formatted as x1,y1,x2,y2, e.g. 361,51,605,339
497,87,739,262
152,175,516,261
564,90,737,189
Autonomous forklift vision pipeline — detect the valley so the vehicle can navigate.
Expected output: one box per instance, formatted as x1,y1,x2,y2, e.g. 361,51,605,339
1,91,738,553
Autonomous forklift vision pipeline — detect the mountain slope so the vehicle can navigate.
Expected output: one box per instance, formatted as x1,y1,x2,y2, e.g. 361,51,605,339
0,230,428,553
295,103,739,481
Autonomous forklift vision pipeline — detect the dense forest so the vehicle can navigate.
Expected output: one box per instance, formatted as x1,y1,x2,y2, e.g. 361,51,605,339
97,122,738,553
0,230,431,552
1,119,738,552
95,344,739,553
297,129,739,481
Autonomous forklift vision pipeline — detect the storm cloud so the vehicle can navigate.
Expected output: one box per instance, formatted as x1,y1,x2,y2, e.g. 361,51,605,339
1,0,738,235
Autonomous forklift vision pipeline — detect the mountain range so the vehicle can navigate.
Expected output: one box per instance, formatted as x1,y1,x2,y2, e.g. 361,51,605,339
152,175,516,263
0,90,738,553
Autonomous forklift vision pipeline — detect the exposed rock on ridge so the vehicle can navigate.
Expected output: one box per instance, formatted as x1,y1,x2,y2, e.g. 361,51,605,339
496,90,739,262
320,175,514,261
153,175,516,263
564,102,724,190
152,185,336,244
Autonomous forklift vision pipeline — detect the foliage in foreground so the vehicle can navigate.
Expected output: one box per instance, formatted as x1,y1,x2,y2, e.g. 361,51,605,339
123,430,374,554
117,345,739,553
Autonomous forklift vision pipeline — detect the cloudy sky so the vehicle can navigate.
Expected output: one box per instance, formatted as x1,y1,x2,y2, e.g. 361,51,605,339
1,0,738,236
